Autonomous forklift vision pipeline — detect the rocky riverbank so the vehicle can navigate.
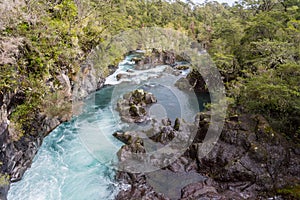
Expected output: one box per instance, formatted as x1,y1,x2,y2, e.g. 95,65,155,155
112,50,299,200
2,48,299,200
0,61,108,199
114,111,300,199
0,49,191,199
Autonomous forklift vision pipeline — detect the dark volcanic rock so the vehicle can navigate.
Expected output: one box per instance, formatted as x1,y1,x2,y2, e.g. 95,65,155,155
134,49,187,70
115,118,206,200
174,69,208,93
186,69,207,93
193,113,300,199
181,182,219,199
115,112,300,199
0,184,9,200
117,89,157,123
174,77,191,91
0,103,63,198
116,73,131,81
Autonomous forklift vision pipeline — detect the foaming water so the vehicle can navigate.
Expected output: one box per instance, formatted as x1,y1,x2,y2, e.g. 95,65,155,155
8,121,118,200
8,55,207,200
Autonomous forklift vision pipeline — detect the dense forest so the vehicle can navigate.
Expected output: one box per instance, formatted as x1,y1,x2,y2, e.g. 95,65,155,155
1,0,299,141
0,0,299,198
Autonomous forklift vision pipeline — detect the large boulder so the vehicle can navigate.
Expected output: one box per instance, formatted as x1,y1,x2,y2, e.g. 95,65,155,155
134,49,186,70
175,69,208,93
115,112,300,199
117,89,157,123
114,118,205,200
193,113,300,199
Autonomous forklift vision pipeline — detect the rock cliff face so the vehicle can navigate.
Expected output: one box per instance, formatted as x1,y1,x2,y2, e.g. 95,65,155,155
133,49,177,70
115,112,300,199
0,61,107,199
114,50,300,199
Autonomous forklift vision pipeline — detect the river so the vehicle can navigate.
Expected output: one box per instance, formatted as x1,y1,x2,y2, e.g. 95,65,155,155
8,54,207,200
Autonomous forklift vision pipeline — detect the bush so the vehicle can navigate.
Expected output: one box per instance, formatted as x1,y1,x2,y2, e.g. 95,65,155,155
239,63,300,140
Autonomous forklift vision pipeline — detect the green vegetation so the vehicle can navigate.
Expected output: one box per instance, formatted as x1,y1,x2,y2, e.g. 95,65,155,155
277,184,300,199
0,174,9,186
0,0,299,143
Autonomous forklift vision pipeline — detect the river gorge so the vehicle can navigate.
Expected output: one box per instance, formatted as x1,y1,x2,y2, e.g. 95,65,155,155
3,50,300,200
8,52,207,199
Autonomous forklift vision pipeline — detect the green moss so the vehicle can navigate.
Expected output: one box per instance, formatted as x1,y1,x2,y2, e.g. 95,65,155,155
1,0,299,143
41,90,72,120
0,65,18,92
264,126,274,135
0,174,10,186
174,118,180,131
10,101,37,138
277,185,300,199
8,121,25,141
17,22,30,32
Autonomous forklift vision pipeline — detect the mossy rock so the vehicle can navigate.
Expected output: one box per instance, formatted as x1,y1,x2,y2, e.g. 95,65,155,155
129,105,139,117
174,118,180,131
175,65,190,70
277,184,300,199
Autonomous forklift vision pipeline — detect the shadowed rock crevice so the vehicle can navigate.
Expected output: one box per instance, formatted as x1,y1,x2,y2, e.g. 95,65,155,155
115,112,300,199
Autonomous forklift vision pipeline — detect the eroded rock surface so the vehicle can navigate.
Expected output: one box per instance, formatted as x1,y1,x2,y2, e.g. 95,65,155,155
175,69,207,93
194,113,300,199
117,89,157,123
115,112,300,199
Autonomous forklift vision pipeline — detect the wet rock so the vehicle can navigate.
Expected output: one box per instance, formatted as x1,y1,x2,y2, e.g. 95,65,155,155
161,118,171,126
115,112,300,199
108,64,117,75
134,49,188,70
116,73,131,81
174,65,189,70
117,89,157,123
145,93,157,104
117,137,146,162
174,118,181,131
163,66,182,76
181,182,218,199
150,125,175,145
113,131,139,145
186,69,207,93
115,118,200,199
116,181,170,200
130,56,142,63
0,184,9,200
195,113,300,199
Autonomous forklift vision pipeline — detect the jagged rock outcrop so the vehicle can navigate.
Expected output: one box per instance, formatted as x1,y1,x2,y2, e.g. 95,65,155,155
114,118,209,200
115,112,300,199
73,62,106,100
133,49,177,70
131,49,188,71
117,89,157,123
175,69,208,93
194,113,300,199
0,91,65,200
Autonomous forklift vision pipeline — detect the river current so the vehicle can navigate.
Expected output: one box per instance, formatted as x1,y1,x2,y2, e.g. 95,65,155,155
8,55,207,200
